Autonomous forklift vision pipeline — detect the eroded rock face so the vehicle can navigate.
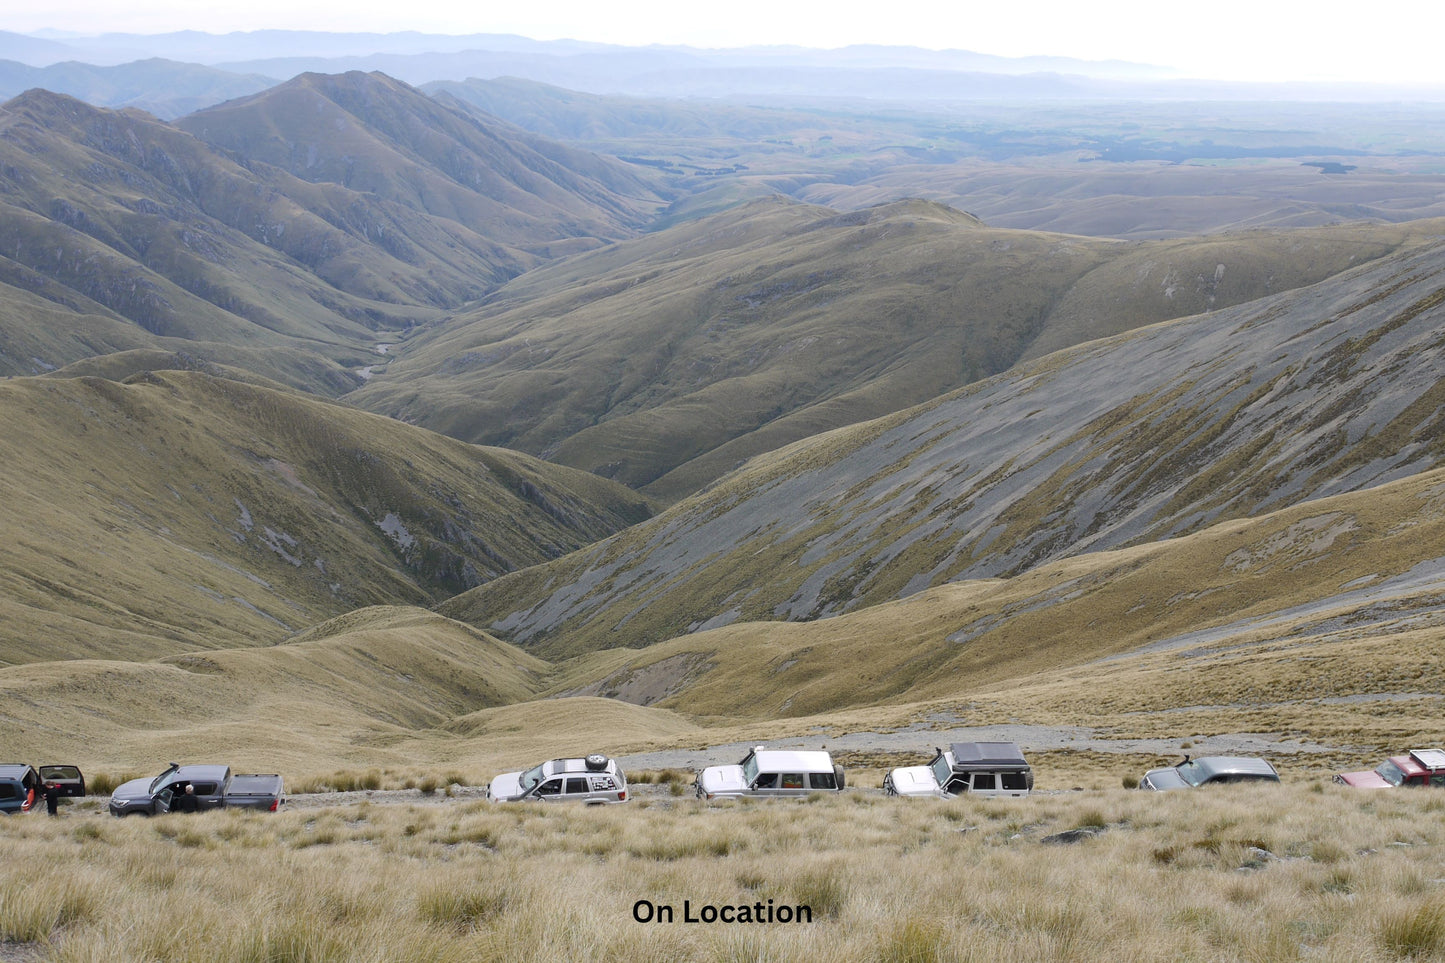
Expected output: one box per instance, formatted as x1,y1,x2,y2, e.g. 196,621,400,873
446,238,1445,653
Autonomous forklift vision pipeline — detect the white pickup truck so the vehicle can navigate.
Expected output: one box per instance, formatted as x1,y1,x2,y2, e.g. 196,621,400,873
108,763,284,816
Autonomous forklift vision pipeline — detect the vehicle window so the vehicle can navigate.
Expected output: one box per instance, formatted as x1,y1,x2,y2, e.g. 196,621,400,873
1431,774,1445,787
0,784,17,800
535,780,562,796
589,776,617,791
519,764,546,792
780,773,805,790
1376,761,1406,787
810,771,837,790
930,756,953,786
565,778,588,794
40,766,79,780
972,773,996,791
1176,760,1206,787
753,772,777,789
742,754,759,785
943,777,969,795
1001,771,1029,791
190,783,218,795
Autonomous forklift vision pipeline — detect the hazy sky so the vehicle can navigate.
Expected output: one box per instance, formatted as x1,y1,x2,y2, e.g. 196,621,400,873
14,0,1445,86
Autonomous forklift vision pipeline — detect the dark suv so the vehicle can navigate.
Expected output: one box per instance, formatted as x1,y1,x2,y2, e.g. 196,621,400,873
0,764,41,814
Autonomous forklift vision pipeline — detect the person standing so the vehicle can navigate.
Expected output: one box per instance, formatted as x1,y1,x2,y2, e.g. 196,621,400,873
44,782,61,817
172,783,201,814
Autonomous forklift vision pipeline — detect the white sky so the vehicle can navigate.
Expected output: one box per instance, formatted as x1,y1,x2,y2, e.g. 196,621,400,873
12,0,1445,86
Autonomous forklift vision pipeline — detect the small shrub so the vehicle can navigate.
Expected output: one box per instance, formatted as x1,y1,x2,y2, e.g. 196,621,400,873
1121,775,1139,790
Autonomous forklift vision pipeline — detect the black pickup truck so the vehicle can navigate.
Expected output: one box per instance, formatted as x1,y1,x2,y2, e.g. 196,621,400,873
108,763,284,816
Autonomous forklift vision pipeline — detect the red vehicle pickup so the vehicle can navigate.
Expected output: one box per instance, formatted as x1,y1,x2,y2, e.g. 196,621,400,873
1334,749,1445,788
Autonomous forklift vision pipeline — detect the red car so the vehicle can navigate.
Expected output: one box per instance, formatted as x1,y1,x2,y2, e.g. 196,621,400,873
1334,749,1445,788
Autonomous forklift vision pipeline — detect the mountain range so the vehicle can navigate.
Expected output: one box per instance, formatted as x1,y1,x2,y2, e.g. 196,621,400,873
0,58,1442,776
0,72,667,390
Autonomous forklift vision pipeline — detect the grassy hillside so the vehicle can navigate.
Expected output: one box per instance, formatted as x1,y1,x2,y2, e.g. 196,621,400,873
438,231,1445,655
530,463,1445,745
0,371,651,666
176,72,665,256
0,78,667,390
0,603,698,777
351,196,1425,500
5,466,1442,778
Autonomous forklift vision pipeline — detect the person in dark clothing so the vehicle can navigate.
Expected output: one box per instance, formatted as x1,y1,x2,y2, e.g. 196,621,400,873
171,783,201,814
44,782,61,816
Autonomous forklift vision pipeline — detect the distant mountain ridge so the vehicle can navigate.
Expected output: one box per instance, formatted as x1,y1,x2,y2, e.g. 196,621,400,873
0,57,278,120
7,29,1443,113
175,72,661,247
0,73,668,387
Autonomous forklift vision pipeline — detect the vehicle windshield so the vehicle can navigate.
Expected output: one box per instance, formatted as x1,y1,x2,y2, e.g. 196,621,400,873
519,764,547,792
930,756,953,787
1375,760,1406,787
742,754,759,785
148,767,177,794
1176,760,1207,787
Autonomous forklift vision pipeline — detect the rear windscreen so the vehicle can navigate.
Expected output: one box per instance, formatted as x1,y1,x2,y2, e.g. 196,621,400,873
40,766,80,780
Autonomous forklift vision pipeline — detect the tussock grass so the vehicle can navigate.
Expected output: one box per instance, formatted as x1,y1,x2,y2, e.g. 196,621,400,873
1,786,1442,961
80,773,138,797
1379,899,1445,960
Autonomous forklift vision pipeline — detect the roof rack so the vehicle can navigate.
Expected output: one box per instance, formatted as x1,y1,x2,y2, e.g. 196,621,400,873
1409,748,1445,769
948,742,1029,770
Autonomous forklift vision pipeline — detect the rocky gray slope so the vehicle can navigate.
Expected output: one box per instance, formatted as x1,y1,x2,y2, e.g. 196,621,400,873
442,234,1445,655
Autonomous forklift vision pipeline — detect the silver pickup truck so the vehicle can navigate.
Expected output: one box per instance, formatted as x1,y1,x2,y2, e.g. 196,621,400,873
108,763,285,816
